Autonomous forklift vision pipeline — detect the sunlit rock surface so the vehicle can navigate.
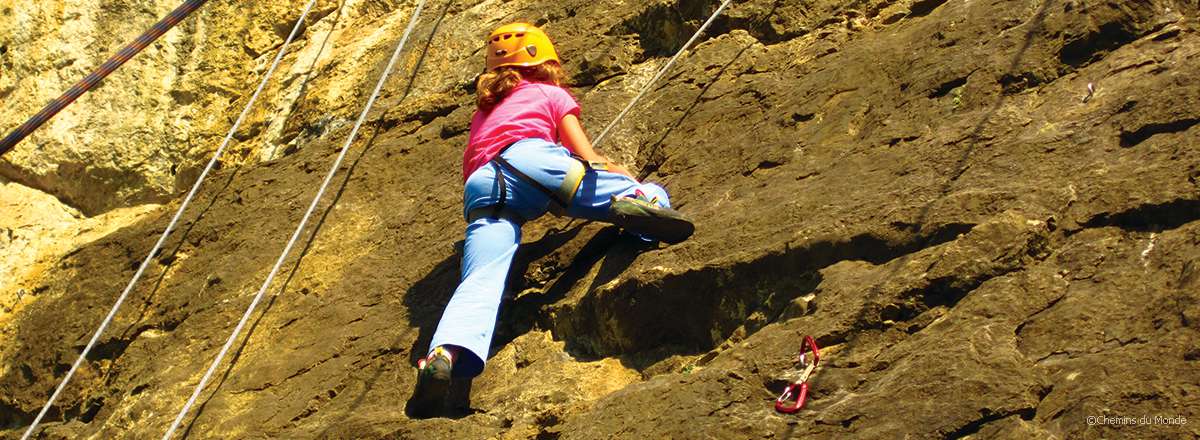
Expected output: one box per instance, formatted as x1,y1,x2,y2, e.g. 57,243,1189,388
1,0,1198,438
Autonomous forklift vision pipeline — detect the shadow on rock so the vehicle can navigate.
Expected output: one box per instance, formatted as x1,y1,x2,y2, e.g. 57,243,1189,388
400,221,653,418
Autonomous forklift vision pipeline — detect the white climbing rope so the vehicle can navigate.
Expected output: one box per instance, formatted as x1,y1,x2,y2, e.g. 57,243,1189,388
591,0,734,148
20,1,320,439
159,0,429,438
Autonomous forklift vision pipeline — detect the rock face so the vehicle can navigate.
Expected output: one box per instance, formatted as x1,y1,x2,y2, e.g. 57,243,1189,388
2,0,1199,439
0,177,157,327
0,0,398,215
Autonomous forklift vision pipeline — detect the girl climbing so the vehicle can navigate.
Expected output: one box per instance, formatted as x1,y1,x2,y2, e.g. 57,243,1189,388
407,22,693,417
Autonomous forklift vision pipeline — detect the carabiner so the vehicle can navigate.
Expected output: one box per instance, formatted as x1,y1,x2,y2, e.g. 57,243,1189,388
775,381,810,414
775,335,820,414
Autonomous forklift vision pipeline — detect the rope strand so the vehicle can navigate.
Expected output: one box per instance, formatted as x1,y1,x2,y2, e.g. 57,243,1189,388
591,0,734,148
159,1,429,437
18,2,320,439
0,0,211,156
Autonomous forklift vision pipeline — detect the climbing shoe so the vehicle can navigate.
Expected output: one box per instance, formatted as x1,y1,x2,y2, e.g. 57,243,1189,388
406,346,454,418
609,194,694,244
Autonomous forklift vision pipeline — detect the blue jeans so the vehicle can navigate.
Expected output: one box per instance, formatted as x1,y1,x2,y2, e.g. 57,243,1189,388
427,138,671,377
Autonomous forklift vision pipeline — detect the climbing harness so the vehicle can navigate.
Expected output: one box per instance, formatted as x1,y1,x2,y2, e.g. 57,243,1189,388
491,151,619,217
775,335,821,414
590,0,734,148
0,0,210,156
490,161,509,216
473,1,733,223
18,1,320,438
463,160,527,224
557,158,592,206
161,1,429,438
490,153,575,211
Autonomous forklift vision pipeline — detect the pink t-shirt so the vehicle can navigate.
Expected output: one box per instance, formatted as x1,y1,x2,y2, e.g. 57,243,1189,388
464,80,581,180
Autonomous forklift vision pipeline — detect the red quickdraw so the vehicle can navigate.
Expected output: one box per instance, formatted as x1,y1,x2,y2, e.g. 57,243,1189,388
775,335,820,414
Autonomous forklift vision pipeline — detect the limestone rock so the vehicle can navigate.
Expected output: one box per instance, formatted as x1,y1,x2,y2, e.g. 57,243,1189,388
0,177,155,327
0,0,403,215
2,0,1199,439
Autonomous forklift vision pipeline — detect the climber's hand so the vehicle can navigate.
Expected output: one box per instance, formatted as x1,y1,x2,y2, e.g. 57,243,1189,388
606,162,637,181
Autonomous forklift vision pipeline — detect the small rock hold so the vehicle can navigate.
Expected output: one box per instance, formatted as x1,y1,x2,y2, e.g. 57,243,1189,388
882,12,907,25
696,351,719,366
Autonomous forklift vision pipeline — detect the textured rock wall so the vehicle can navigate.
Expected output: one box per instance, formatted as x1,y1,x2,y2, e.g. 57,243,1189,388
0,177,157,327
2,0,1200,439
0,0,417,330
0,0,416,215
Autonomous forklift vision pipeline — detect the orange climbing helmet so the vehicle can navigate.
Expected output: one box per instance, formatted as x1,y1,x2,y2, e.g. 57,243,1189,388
485,23,560,71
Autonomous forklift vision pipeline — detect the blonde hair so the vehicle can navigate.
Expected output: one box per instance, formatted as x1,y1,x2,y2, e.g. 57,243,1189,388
476,61,567,110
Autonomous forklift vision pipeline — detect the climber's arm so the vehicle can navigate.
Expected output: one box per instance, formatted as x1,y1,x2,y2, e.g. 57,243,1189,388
559,114,636,180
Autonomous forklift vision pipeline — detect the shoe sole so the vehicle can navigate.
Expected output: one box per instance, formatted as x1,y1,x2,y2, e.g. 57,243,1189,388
406,358,451,418
610,198,695,244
